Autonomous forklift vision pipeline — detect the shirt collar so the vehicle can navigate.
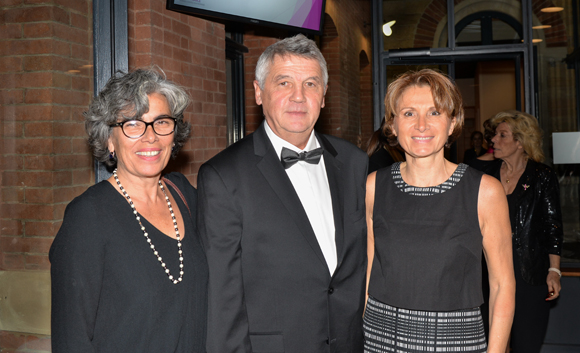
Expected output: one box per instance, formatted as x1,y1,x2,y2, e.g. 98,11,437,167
264,121,320,160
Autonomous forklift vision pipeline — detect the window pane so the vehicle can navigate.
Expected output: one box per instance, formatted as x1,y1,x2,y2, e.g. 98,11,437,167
492,18,521,43
536,2,580,264
456,20,482,46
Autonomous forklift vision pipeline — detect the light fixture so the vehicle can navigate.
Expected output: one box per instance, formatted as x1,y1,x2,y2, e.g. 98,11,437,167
532,39,543,43
533,25,551,29
540,7,564,13
383,20,396,36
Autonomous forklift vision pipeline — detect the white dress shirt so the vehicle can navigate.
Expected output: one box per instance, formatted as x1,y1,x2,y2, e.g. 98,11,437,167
264,122,337,275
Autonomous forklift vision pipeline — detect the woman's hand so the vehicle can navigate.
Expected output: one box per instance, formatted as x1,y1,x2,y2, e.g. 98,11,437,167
546,254,562,301
546,272,561,301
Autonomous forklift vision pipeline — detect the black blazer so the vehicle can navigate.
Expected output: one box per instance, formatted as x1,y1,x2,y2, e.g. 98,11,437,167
197,123,368,353
486,159,563,285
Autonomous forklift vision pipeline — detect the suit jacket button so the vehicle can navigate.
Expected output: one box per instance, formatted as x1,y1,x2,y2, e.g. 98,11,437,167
328,287,334,294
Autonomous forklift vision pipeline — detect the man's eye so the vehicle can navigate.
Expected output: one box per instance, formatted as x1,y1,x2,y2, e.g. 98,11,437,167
124,121,140,128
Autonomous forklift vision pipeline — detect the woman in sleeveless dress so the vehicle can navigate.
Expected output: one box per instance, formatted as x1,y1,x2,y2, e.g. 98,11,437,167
364,69,515,353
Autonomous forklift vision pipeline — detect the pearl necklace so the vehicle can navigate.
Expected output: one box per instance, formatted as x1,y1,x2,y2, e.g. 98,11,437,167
113,169,183,284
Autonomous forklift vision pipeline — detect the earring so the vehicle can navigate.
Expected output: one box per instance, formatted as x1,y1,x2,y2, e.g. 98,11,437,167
109,151,116,160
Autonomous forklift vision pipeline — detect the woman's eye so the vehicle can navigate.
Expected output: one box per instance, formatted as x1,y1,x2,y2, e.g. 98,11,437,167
430,111,440,116
403,111,413,117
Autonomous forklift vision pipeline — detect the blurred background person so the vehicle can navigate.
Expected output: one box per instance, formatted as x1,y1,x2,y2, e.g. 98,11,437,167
468,118,495,171
463,130,486,164
486,110,563,353
365,69,515,353
366,117,405,174
50,68,208,352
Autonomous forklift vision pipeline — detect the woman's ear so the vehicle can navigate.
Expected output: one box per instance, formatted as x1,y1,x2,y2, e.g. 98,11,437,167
448,117,457,136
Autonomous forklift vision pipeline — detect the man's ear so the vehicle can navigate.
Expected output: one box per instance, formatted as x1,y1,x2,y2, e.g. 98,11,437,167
321,84,328,108
253,80,263,106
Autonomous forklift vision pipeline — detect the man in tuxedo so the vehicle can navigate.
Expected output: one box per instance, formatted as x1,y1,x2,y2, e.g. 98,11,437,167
198,34,368,353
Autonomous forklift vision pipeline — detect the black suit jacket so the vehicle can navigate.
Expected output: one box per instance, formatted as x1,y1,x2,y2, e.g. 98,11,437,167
197,123,368,353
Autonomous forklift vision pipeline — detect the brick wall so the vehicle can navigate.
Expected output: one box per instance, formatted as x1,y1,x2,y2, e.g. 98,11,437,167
128,0,227,185
1,0,93,350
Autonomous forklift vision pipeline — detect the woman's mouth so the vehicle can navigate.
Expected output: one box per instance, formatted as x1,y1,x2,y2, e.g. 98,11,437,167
136,150,161,157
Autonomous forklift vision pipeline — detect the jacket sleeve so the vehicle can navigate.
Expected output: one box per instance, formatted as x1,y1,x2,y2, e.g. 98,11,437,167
197,163,252,353
540,168,564,256
49,198,102,353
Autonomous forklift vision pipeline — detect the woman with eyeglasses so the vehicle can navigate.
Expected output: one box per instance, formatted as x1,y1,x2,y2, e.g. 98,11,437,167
50,68,208,352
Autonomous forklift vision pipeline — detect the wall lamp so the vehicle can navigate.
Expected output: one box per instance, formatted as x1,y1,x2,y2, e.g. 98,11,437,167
383,20,396,36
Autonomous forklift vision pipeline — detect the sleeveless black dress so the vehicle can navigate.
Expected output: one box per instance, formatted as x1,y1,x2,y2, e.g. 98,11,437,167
364,163,487,353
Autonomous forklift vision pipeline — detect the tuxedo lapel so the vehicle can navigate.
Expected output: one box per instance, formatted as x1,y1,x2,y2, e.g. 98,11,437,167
317,133,345,269
253,125,329,269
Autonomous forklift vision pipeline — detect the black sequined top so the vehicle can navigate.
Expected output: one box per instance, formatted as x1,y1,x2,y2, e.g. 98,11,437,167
486,159,563,285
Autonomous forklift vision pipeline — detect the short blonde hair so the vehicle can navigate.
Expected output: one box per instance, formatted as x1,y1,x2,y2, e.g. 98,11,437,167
491,110,544,162
382,69,464,147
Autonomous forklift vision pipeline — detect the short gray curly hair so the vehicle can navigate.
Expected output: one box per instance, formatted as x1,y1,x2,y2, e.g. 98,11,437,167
255,34,328,89
85,68,191,167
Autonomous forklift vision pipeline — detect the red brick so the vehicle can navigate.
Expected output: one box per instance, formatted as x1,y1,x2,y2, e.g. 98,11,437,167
54,0,89,14
24,122,53,137
25,254,51,270
3,6,53,23
24,89,54,104
0,89,24,104
0,253,25,269
70,42,90,60
2,187,25,203
23,22,52,37
71,168,92,184
0,155,24,170
0,56,22,72
3,171,54,187
54,22,89,45
25,188,53,203
25,220,59,237
2,121,23,137
53,138,71,153
22,56,53,71
53,185,87,202
70,12,89,29
0,219,24,236
23,155,54,170
1,236,54,253
53,170,72,186
54,154,90,169
53,89,89,106
5,138,53,154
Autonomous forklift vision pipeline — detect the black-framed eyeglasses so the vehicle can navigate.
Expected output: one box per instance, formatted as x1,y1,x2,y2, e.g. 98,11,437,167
110,117,176,139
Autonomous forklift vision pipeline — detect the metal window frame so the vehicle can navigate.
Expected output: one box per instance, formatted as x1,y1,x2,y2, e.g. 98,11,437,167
93,0,129,183
372,0,535,130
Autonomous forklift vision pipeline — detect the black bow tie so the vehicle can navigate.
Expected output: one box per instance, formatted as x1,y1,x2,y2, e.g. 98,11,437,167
280,147,323,169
